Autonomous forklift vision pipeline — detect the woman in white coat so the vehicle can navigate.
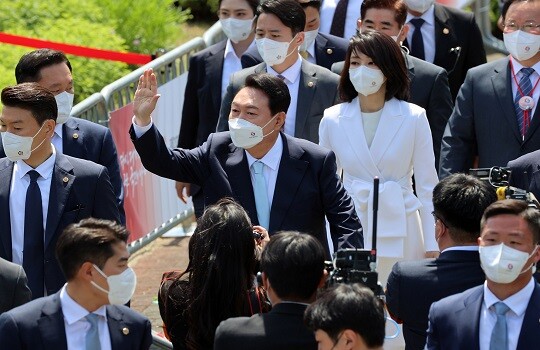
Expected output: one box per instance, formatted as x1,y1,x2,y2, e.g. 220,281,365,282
319,31,439,283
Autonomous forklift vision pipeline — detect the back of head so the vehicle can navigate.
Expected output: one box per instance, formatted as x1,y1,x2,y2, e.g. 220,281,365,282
56,218,129,281
481,199,540,244
1,83,58,124
304,283,385,348
433,173,497,244
244,73,291,114
261,231,325,301
258,0,306,36
360,0,408,27
15,49,72,84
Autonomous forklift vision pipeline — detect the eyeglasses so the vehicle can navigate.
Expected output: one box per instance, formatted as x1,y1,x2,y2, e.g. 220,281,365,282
504,21,540,34
431,211,448,227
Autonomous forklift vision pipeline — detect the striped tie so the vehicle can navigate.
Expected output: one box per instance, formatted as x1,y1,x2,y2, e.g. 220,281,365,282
514,67,535,138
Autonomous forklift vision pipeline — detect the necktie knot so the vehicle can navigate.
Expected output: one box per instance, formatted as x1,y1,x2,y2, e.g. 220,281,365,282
252,161,264,174
86,313,100,326
521,67,535,78
493,302,510,315
27,170,40,183
410,18,425,29
276,74,286,82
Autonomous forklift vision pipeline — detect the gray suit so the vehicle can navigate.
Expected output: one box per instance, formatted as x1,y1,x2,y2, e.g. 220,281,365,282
216,60,340,144
0,258,31,314
439,57,540,178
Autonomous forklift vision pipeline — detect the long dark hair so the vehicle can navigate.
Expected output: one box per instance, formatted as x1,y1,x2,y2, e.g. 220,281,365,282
181,198,256,349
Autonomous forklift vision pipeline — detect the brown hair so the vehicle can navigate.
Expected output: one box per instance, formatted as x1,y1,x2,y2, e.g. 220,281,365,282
1,83,57,124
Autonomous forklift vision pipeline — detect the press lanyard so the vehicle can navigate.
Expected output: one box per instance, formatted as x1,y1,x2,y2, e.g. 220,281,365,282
510,59,540,140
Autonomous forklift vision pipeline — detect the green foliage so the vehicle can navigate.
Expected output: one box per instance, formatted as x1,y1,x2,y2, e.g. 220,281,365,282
175,0,219,20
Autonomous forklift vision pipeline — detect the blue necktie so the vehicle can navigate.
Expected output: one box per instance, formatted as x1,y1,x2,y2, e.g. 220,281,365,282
23,170,44,298
514,67,535,138
489,302,510,350
410,18,426,60
252,161,270,229
85,313,101,350
329,0,349,38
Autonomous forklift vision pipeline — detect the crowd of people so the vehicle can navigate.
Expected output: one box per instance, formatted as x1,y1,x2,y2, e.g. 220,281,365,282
1,0,540,349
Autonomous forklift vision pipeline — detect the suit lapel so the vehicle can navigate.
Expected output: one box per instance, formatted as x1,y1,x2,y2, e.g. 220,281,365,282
517,282,540,348
45,154,75,249
107,306,128,348
294,61,317,138
270,134,308,231
369,99,405,167
314,34,330,69
405,54,416,84
433,4,452,66
206,41,227,116
0,159,14,260
456,287,483,349
62,119,85,159
37,294,68,350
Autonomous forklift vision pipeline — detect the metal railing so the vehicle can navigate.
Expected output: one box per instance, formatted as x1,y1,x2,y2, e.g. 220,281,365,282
474,0,507,54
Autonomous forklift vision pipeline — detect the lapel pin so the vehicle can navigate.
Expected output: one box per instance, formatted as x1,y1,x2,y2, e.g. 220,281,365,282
326,48,333,55
443,28,449,35
72,133,79,139
62,177,69,183
308,81,314,88
122,327,130,335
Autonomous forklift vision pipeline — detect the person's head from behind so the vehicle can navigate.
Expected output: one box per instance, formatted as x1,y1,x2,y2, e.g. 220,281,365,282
255,0,306,69
15,49,74,123
358,0,409,44
55,218,133,309
260,231,326,304
0,83,57,165
340,30,409,103
228,73,290,152
304,284,385,350
432,173,497,250
218,0,259,43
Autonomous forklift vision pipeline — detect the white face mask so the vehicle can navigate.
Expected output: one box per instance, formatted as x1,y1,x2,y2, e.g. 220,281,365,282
503,30,540,61
300,29,318,52
391,27,404,43
228,115,278,149
91,265,137,305
479,243,538,284
404,0,434,13
1,123,47,162
349,66,386,96
256,35,297,66
220,17,254,43
54,91,74,124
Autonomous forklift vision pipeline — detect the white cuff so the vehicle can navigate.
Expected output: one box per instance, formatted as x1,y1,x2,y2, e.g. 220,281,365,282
132,116,153,138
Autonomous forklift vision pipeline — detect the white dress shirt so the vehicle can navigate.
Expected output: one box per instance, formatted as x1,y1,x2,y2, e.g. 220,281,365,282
9,148,56,265
479,278,535,350
267,56,302,136
222,39,255,98
52,123,64,153
509,56,540,118
319,0,363,39
60,285,112,350
406,5,436,64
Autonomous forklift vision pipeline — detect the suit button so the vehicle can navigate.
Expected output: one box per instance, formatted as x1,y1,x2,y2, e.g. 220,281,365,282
326,48,333,55
73,133,79,139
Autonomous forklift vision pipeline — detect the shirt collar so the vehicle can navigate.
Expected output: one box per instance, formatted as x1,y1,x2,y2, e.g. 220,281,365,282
54,123,63,140
267,55,303,84
306,37,316,59
509,55,540,76
407,4,435,26
224,38,256,60
483,277,535,316
441,246,479,254
15,146,56,181
60,284,108,325
245,133,283,171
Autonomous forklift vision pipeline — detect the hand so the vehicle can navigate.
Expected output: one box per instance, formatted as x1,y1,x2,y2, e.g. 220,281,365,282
175,182,191,203
425,251,440,259
133,68,160,126
253,225,269,249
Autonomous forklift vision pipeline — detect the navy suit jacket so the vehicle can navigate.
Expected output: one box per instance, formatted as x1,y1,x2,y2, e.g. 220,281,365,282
507,150,540,201
0,153,121,295
0,117,125,224
425,281,540,350
0,292,152,349
386,250,485,350
241,32,349,71
0,257,31,314
214,302,317,350
130,126,363,257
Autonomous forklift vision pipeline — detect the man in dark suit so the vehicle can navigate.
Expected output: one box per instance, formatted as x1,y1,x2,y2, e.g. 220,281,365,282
131,70,363,257
0,218,151,349
0,257,31,314
214,231,326,350
216,0,340,144
508,149,540,201
403,0,486,99
0,49,125,223
439,0,540,178
386,174,497,350
241,0,349,71
0,83,120,298
425,200,540,350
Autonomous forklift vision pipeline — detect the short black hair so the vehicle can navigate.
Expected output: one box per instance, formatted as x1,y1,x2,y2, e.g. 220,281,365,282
481,199,540,244
219,0,259,14
361,0,408,27
15,49,72,84
258,0,306,37
56,218,130,280
304,283,385,348
1,83,58,124
243,73,291,115
340,31,410,102
433,174,497,243
260,231,325,300
298,0,322,11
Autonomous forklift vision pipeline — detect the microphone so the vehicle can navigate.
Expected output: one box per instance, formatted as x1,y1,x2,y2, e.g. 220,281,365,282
447,47,462,75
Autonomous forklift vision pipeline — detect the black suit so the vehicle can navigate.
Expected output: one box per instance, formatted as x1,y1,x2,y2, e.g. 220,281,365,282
0,153,121,296
214,302,316,350
507,150,540,200
385,250,485,350
0,257,31,314
0,292,152,349
241,32,349,71
130,126,363,257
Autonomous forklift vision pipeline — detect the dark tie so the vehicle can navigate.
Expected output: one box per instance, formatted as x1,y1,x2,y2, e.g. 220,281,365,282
409,18,426,60
329,0,349,38
23,170,44,298
514,67,535,138
489,302,510,350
